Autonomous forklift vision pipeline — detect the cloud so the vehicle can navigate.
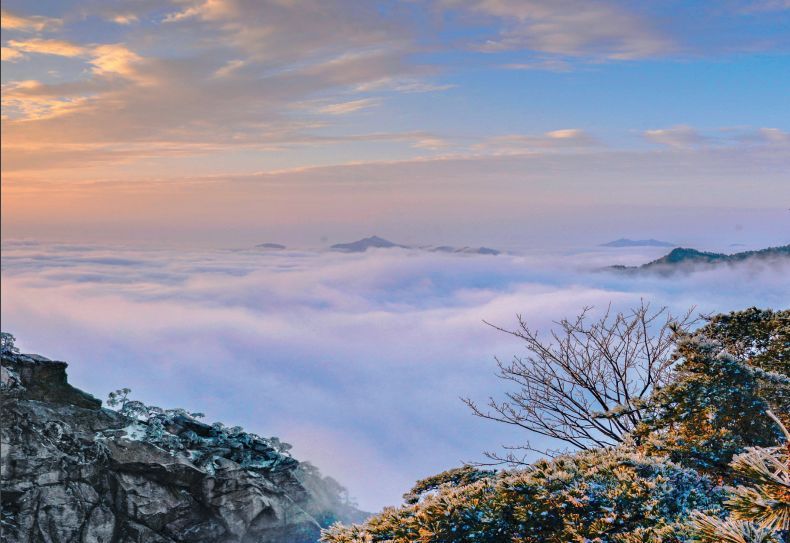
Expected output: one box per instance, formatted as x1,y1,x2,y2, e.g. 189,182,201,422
472,128,598,154
160,0,412,65
446,0,674,59
88,44,147,81
644,125,706,148
501,58,573,72
0,42,148,122
0,9,61,32
354,78,457,94
644,125,790,149
1,46,25,62
2,1,786,180
163,0,230,23
411,137,449,150
757,127,790,143
316,98,381,115
110,13,139,25
1,1,429,174
6,39,86,57
2,242,788,510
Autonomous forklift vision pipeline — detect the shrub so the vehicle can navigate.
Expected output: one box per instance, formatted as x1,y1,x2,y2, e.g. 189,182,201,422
322,448,723,543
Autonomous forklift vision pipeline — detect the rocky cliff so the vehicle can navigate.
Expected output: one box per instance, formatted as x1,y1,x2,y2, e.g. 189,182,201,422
0,349,364,543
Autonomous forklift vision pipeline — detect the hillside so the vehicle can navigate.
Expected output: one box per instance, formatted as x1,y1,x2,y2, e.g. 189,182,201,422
0,347,365,543
611,244,790,273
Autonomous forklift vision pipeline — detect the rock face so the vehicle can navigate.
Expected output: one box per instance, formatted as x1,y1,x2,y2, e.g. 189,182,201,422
1,352,363,543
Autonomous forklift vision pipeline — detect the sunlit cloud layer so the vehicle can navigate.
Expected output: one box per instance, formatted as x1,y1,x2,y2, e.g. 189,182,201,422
1,0,788,202
2,242,789,508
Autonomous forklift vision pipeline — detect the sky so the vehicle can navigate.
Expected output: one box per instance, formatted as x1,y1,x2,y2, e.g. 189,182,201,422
1,0,790,512
1,0,789,247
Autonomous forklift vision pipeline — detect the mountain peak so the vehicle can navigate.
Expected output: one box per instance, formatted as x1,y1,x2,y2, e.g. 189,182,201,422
330,236,405,252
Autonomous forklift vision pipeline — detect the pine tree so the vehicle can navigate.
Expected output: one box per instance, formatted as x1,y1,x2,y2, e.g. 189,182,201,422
692,411,789,543
636,309,789,475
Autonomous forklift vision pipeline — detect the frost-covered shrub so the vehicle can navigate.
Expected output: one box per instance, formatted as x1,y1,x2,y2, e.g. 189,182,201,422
403,465,496,505
321,448,723,543
696,308,789,430
0,332,19,356
636,328,787,475
692,412,789,543
105,388,294,470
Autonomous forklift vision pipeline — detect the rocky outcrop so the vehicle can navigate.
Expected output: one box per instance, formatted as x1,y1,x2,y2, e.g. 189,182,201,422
1,353,101,409
0,351,362,543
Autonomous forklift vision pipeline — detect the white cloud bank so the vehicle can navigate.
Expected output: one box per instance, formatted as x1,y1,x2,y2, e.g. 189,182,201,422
1,242,788,510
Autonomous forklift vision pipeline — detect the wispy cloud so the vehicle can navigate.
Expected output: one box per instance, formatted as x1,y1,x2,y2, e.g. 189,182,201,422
472,128,598,154
1,9,61,32
317,98,381,115
644,125,790,149
757,127,790,143
501,58,573,72
448,0,674,59
1,46,25,62
643,125,706,148
6,38,85,57
110,13,139,25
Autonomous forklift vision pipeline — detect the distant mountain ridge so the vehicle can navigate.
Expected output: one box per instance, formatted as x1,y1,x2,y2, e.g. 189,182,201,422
611,244,790,273
255,243,287,250
601,238,676,248
426,246,500,256
330,236,500,255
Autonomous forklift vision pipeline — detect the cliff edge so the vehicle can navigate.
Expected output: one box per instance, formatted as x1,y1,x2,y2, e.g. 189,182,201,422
0,347,364,543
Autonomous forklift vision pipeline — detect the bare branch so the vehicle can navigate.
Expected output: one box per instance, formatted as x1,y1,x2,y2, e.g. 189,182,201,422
470,301,694,460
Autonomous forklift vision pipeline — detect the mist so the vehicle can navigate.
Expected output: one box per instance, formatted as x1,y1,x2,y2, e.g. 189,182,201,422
2,240,788,510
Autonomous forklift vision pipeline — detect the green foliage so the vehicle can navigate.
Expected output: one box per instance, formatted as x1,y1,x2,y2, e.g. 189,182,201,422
700,308,789,426
403,465,497,505
691,413,789,543
636,308,789,475
322,448,723,543
700,308,788,373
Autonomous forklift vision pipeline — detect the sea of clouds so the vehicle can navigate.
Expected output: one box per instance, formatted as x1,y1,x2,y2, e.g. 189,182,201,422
2,241,788,510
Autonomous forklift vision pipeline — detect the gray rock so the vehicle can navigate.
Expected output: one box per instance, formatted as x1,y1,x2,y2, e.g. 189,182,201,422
1,352,364,543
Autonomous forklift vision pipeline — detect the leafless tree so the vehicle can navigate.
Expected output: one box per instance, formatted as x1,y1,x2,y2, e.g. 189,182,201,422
464,301,695,463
